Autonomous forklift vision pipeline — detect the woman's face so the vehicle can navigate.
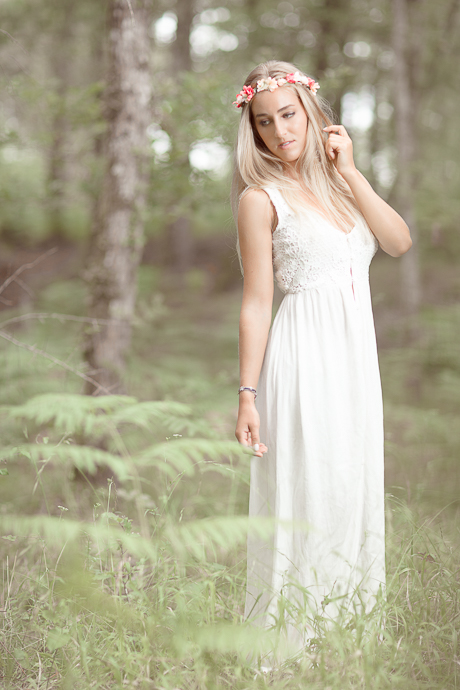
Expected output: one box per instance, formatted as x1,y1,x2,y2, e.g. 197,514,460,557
251,87,308,165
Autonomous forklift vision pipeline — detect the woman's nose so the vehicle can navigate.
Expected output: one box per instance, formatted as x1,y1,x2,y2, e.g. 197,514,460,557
274,118,286,139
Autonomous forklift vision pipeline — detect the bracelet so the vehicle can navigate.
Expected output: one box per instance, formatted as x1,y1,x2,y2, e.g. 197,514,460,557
238,386,257,399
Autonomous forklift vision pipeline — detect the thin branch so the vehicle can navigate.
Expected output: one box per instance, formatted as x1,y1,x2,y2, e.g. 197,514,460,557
125,0,135,23
0,28,31,58
12,275,35,298
0,312,120,330
0,329,109,395
0,248,58,297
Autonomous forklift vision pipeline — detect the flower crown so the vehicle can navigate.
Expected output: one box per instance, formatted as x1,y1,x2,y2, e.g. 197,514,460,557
233,71,320,109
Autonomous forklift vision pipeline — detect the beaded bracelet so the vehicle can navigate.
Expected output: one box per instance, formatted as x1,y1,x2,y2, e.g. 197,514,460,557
238,386,257,399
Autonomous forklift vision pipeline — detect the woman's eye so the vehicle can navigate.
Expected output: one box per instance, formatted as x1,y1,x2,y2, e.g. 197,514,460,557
260,120,270,126
284,112,295,118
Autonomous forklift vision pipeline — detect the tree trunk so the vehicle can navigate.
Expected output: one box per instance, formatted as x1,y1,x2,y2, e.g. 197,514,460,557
47,1,74,237
174,0,194,73
166,0,195,278
315,0,349,121
83,0,151,394
392,0,422,314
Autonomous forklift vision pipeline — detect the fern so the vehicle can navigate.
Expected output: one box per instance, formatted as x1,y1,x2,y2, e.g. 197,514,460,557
1,393,136,436
0,443,131,480
0,513,158,560
1,393,214,439
135,438,250,478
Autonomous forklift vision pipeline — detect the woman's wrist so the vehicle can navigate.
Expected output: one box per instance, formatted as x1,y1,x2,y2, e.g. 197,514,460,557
238,389,257,405
339,165,360,185
238,385,257,399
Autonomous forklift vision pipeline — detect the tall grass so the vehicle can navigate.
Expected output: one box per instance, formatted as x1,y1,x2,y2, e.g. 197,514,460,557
0,392,459,689
0,279,459,688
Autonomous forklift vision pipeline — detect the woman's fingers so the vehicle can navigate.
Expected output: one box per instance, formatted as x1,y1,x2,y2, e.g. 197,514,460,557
323,124,349,136
235,426,267,456
322,125,355,174
235,407,268,456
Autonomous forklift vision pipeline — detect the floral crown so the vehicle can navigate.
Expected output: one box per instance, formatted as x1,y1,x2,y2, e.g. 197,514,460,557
233,71,320,109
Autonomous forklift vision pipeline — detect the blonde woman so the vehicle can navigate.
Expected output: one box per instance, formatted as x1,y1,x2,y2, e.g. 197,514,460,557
233,61,411,649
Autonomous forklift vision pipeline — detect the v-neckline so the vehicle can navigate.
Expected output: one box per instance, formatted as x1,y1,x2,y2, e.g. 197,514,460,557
300,206,358,236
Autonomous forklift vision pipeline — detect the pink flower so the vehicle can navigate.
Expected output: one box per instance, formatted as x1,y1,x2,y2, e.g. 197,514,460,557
257,77,278,92
243,85,254,101
234,72,319,108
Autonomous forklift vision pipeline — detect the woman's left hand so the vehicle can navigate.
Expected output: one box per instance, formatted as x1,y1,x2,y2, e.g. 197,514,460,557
323,125,356,179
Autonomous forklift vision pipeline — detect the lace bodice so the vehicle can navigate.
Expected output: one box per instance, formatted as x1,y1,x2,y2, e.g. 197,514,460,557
264,188,378,294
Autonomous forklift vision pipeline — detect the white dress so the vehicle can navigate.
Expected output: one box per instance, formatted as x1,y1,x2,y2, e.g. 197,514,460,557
244,188,385,649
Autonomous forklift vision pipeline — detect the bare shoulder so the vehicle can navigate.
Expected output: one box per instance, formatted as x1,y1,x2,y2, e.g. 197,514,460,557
238,188,274,233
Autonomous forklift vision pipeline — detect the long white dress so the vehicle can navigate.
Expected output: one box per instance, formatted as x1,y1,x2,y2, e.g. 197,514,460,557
244,187,385,649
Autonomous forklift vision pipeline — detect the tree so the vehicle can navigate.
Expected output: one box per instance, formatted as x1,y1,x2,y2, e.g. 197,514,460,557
164,0,195,277
392,0,422,314
83,0,152,394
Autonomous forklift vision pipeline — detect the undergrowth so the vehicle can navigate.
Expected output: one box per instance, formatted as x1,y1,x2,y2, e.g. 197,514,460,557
0,281,459,687
0,393,458,689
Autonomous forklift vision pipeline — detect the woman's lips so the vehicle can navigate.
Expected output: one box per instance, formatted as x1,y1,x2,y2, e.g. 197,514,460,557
278,141,294,149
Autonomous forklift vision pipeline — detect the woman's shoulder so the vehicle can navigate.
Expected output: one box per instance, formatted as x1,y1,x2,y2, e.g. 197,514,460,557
240,187,272,205
238,187,274,216
238,188,276,230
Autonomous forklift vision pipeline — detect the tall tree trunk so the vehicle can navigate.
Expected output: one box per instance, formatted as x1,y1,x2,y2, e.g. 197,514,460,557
315,0,349,121
83,0,151,394
166,0,195,278
47,0,74,237
392,0,422,314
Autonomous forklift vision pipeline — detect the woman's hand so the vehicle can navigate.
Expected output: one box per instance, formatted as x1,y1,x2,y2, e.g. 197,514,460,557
323,125,357,178
235,394,268,457
323,125,412,257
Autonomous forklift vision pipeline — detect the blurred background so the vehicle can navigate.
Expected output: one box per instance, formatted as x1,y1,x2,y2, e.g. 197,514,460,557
0,0,459,548
0,2,459,686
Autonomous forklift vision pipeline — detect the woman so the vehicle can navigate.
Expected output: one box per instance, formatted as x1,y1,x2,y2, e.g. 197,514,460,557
232,61,412,649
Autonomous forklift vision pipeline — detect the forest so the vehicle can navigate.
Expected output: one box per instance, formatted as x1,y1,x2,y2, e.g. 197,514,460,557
0,0,459,688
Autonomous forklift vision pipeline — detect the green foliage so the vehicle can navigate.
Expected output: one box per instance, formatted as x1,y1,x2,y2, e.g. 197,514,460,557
0,404,459,689
0,270,459,687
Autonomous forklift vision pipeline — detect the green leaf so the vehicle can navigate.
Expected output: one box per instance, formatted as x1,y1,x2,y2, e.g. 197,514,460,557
0,443,130,480
47,628,71,651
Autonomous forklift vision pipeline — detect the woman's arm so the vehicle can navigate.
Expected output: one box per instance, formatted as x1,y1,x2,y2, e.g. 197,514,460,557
235,189,274,457
323,125,413,257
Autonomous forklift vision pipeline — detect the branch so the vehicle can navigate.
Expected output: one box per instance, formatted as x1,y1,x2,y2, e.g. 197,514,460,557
0,247,58,297
0,330,110,395
12,275,35,298
0,28,31,58
0,312,120,330
126,0,135,22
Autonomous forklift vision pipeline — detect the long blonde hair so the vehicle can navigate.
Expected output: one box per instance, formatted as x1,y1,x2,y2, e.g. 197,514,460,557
231,60,362,232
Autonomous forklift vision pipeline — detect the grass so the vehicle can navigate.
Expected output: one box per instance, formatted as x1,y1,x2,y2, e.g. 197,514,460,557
0,264,459,688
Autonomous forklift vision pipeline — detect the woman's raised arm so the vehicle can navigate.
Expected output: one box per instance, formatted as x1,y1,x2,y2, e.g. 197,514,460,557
235,189,274,456
323,125,412,257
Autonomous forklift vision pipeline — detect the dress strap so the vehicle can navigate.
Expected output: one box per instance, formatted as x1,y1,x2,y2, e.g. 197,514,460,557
262,187,293,230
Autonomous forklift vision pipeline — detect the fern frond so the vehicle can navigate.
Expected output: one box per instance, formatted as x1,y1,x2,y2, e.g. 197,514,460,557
2,393,136,435
110,400,192,429
179,621,279,656
164,515,275,559
135,439,250,479
0,514,158,560
0,444,131,480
